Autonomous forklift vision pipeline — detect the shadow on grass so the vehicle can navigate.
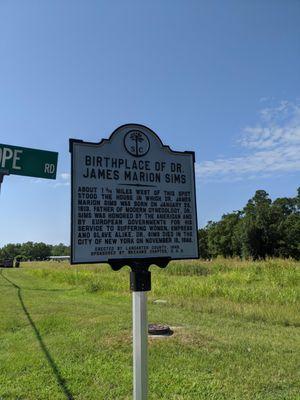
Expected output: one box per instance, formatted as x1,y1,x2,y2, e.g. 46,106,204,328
0,269,74,400
0,283,76,292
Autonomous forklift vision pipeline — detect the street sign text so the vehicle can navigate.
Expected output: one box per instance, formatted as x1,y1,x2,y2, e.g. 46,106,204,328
0,143,58,179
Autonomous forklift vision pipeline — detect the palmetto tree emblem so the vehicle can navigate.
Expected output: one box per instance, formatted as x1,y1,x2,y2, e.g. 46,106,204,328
130,131,144,155
124,130,150,157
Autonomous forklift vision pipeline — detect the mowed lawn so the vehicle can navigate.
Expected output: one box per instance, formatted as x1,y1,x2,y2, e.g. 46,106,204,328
0,259,299,400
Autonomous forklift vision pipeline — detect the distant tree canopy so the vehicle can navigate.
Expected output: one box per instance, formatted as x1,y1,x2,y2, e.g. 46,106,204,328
0,242,70,261
1,188,299,261
199,188,300,260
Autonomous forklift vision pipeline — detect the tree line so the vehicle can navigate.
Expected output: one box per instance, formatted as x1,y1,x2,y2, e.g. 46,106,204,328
0,242,70,261
1,188,299,261
199,188,300,260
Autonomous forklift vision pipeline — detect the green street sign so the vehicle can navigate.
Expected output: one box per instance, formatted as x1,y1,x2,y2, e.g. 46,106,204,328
0,143,58,179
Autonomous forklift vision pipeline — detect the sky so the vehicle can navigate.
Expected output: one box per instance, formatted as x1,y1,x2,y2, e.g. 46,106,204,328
0,0,299,247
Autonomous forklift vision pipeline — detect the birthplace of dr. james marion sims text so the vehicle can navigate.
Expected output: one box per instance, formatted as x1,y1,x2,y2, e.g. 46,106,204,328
70,124,198,264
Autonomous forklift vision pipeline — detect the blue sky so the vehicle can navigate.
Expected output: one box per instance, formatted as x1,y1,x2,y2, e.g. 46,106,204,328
0,1,299,247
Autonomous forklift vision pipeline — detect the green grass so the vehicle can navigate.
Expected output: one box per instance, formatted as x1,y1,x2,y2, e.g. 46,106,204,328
0,259,299,399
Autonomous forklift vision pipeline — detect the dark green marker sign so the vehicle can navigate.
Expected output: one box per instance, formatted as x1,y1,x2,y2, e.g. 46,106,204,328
0,143,58,179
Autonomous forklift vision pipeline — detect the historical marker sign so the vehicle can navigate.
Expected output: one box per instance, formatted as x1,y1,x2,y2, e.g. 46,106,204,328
0,143,58,179
70,124,198,264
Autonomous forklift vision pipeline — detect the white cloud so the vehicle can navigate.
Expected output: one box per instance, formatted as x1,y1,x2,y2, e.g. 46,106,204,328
53,181,70,188
46,172,71,188
197,101,300,181
29,172,71,188
60,172,70,181
53,172,70,188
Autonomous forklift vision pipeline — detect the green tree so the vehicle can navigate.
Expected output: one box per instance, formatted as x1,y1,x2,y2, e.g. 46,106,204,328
20,241,35,260
273,188,300,259
240,190,278,259
32,242,52,260
198,228,210,259
20,241,51,260
207,212,241,258
277,214,300,259
0,243,22,259
51,243,70,256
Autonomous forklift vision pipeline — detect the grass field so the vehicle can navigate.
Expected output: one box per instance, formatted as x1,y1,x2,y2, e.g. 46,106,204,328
0,259,299,399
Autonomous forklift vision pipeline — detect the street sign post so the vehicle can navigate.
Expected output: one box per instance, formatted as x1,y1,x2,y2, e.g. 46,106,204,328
70,124,198,399
0,169,9,195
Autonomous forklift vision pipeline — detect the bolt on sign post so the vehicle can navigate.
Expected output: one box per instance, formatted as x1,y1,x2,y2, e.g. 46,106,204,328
69,124,198,399
0,143,58,193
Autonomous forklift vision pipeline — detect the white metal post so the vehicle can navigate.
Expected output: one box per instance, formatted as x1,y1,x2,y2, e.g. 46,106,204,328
133,291,148,400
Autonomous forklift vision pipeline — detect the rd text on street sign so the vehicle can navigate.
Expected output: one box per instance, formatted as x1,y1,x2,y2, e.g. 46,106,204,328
70,124,198,264
0,143,58,179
